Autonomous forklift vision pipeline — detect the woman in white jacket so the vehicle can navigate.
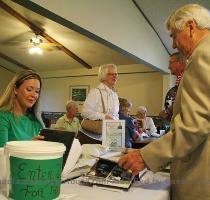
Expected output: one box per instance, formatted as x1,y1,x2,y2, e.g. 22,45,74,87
80,64,119,142
81,64,119,121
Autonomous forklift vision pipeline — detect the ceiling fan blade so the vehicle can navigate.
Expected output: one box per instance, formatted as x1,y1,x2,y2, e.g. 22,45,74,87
1,41,28,47
20,44,33,49
40,45,58,51
39,42,62,48
1,32,29,45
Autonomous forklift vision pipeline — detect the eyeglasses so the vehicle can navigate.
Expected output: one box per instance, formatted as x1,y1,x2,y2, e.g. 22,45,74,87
107,73,118,76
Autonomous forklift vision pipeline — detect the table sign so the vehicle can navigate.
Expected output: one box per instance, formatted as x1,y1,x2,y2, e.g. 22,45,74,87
102,120,125,151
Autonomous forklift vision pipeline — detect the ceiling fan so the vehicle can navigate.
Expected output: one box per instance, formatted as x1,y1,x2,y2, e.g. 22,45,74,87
28,33,61,54
0,0,92,68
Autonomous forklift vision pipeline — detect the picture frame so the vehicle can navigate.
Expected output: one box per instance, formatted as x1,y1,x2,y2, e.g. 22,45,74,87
102,120,125,151
69,85,89,104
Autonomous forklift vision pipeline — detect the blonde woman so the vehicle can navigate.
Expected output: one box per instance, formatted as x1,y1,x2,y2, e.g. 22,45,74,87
0,70,44,147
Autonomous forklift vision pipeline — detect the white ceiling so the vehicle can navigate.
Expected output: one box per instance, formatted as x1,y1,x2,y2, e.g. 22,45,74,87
135,0,210,54
0,0,138,72
0,0,209,73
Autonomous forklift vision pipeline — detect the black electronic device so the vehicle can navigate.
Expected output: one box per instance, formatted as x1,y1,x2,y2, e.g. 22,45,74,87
40,128,76,169
81,158,135,189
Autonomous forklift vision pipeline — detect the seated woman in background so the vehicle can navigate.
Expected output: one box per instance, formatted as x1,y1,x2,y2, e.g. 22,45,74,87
119,98,140,148
0,70,44,147
135,106,159,137
54,100,81,135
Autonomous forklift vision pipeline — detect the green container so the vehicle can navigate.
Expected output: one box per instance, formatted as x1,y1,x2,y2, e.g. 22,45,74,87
5,141,65,200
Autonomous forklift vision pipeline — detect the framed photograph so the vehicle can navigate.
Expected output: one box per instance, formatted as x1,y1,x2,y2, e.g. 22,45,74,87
69,85,89,103
102,120,125,151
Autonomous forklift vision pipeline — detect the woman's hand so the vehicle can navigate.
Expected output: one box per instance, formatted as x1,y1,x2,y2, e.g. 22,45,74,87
105,115,114,119
138,128,145,133
132,131,141,141
32,135,45,140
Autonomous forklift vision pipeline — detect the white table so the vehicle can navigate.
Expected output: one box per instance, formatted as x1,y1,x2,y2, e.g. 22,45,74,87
0,147,170,200
0,171,170,200
61,177,170,200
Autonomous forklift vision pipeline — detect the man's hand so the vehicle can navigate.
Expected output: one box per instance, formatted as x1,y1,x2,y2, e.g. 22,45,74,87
159,110,168,119
118,150,146,175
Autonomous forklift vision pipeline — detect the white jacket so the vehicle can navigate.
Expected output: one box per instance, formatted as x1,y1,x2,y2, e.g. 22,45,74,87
81,83,119,120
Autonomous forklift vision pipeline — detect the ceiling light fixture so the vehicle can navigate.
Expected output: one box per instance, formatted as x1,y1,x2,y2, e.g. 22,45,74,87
30,35,43,44
28,34,43,55
29,46,43,55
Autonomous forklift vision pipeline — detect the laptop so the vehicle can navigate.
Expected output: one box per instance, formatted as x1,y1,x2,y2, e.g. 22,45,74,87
39,128,76,169
81,157,135,189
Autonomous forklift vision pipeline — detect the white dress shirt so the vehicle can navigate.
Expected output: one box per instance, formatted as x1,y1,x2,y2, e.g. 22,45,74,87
81,83,119,120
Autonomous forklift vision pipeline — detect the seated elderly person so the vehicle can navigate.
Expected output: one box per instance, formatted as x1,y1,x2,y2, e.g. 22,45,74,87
54,100,81,135
134,106,159,137
119,98,140,148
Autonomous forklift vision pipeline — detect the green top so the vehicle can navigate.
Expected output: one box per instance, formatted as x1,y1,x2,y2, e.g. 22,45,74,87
0,111,43,147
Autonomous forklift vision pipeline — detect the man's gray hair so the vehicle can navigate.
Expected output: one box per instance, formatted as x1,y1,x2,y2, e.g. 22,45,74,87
66,100,78,111
166,4,210,32
98,64,117,82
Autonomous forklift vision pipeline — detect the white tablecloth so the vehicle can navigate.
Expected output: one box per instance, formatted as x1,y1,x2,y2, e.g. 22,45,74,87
0,180,169,200
0,146,170,200
0,166,170,200
60,177,170,200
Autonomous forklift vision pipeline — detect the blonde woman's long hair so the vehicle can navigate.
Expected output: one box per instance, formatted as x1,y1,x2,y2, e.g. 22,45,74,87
0,70,42,118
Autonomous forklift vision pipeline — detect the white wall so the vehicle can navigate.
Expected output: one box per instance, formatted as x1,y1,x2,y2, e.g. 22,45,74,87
31,0,169,72
0,67,14,95
40,64,163,116
0,65,164,115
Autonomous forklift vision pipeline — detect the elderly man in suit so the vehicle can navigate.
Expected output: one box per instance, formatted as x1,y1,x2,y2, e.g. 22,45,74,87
118,4,210,200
